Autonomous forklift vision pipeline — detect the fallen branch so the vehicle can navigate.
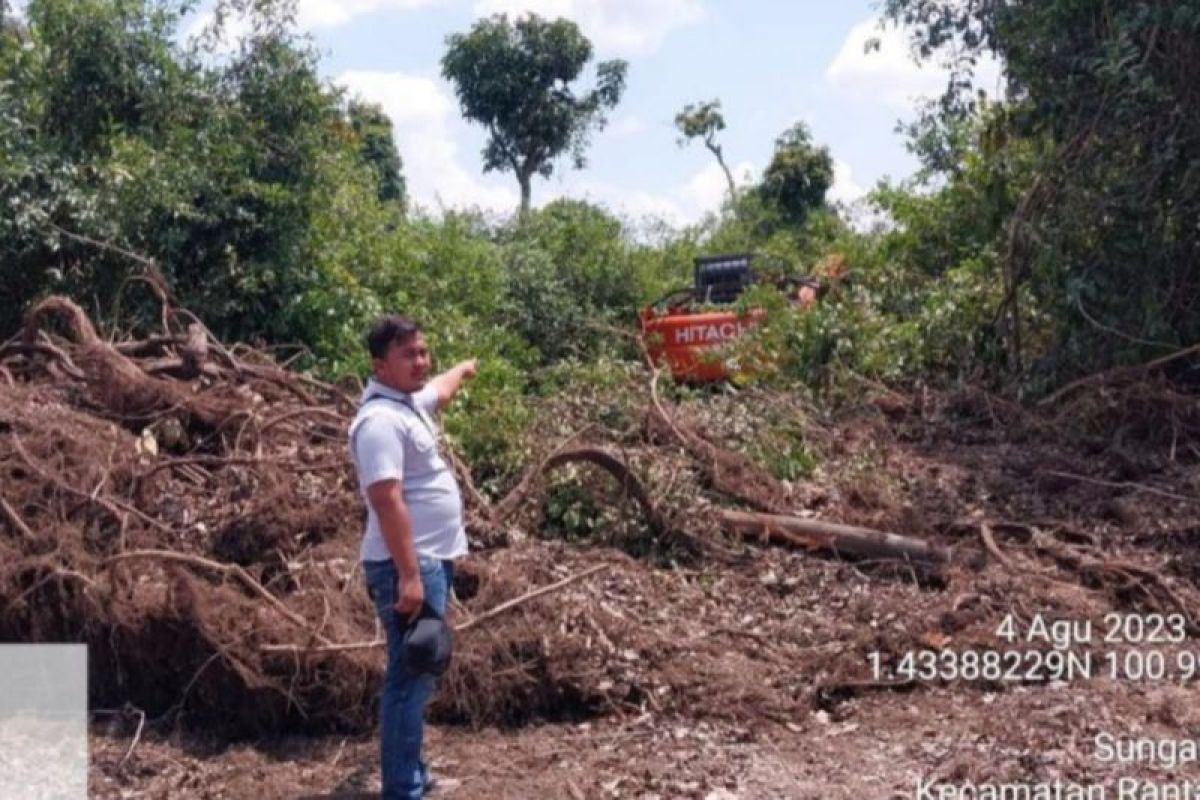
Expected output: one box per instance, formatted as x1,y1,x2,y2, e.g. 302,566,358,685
3,569,96,614
1039,341,1200,406
22,296,240,429
1031,533,1191,619
455,563,611,632
117,706,146,771
444,443,499,531
257,406,346,437
1037,469,1199,504
719,509,950,564
143,323,209,380
645,369,793,514
260,638,384,655
543,447,664,532
491,426,598,524
114,334,186,358
11,432,131,539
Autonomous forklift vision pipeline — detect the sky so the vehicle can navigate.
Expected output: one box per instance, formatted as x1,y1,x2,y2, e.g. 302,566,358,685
42,0,1003,225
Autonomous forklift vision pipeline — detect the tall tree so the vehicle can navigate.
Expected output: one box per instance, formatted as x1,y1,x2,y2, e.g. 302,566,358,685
755,122,833,228
0,0,386,348
441,13,627,216
348,100,406,208
674,99,736,201
883,0,1200,379
31,0,187,157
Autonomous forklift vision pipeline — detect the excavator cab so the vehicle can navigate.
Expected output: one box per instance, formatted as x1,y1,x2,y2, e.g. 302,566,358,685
640,253,818,382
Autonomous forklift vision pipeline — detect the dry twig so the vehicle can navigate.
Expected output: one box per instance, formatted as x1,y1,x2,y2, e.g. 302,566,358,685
0,495,35,542
261,563,613,653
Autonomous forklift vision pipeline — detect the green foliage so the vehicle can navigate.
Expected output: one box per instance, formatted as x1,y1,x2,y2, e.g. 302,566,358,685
29,0,190,157
496,200,658,365
347,100,406,208
442,354,534,493
20,0,1200,502
748,427,817,482
884,0,1200,385
516,200,643,317
753,122,833,231
441,13,627,214
674,99,725,144
0,0,199,332
541,481,604,541
0,0,413,356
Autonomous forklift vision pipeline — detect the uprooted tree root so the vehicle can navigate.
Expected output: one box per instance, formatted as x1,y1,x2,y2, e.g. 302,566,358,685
4,296,1200,737
0,297,818,733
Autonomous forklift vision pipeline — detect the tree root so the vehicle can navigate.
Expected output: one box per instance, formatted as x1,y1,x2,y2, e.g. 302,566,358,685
106,549,333,645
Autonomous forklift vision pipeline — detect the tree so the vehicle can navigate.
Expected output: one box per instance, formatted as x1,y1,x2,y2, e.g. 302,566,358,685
0,0,390,350
348,100,406,208
30,0,188,157
883,0,1200,382
0,0,195,333
441,13,627,216
674,99,736,201
755,122,833,228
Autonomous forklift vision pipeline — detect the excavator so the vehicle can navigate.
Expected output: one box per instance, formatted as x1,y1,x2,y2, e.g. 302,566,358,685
639,253,820,382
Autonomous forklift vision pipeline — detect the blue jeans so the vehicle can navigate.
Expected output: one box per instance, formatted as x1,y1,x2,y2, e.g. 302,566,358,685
364,555,454,800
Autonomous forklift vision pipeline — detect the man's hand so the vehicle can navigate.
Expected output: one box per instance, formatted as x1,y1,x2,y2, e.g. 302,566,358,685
395,575,424,622
432,358,479,409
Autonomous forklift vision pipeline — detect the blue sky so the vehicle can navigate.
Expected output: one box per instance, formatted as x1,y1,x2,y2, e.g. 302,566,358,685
179,0,1000,224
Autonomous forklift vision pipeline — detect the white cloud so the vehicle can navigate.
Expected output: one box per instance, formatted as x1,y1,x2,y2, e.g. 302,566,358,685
826,16,1002,110
543,158,755,228
682,159,755,217
296,0,439,30
545,181,689,226
336,70,518,213
828,159,888,232
828,158,865,205
183,0,439,48
605,115,648,139
472,0,706,56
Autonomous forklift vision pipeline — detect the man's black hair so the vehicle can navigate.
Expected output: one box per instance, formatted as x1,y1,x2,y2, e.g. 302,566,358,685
366,314,423,359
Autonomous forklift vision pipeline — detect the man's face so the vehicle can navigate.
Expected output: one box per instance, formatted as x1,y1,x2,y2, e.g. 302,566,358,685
373,333,432,393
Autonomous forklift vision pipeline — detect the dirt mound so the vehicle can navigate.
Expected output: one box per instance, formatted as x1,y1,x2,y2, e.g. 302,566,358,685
0,304,380,732
0,298,834,735
7,296,1200,751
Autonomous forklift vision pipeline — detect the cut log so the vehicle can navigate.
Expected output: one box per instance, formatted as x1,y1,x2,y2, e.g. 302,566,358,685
718,509,949,564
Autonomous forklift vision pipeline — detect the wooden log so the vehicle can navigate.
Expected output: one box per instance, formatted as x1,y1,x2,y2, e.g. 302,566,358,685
718,509,949,564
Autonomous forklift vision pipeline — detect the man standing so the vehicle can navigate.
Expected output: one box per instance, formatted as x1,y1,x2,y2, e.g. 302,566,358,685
348,314,477,799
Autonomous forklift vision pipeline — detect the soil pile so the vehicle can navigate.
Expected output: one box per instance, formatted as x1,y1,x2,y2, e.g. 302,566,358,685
6,296,1200,768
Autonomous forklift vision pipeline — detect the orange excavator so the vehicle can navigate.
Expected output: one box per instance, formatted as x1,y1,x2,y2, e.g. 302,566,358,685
640,253,819,382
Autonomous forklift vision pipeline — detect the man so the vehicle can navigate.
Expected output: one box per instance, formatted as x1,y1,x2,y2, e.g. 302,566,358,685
348,314,477,799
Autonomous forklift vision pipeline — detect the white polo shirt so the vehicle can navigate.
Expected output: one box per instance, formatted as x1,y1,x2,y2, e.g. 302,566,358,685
348,379,468,563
